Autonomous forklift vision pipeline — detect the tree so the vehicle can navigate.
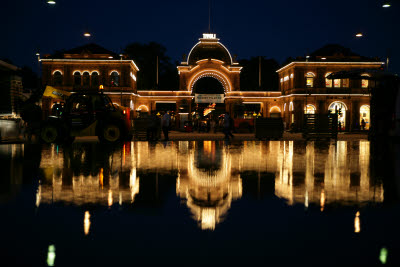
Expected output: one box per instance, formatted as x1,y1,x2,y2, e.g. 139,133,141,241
123,42,179,90
239,57,280,91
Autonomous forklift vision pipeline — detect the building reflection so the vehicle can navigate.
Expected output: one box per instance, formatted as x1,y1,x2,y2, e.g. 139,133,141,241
35,140,383,230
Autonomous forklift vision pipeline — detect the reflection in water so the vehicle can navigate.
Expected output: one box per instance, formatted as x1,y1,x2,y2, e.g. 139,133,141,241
380,247,388,265
35,182,41,208
47,244,56,266
354,211,361,233
84,211,91,236
33,140,383,230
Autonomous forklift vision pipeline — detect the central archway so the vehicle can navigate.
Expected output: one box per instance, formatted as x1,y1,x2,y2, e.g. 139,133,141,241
189,70,231,92
192,76,226,121
193,76,225,94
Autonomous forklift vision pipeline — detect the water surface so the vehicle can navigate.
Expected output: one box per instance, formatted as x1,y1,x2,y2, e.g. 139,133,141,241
1,140,399,266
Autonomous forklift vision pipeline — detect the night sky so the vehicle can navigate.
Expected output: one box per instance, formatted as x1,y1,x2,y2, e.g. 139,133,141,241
2,0,400,75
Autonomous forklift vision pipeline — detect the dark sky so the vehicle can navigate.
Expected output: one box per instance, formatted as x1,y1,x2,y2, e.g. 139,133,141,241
2,0,400,74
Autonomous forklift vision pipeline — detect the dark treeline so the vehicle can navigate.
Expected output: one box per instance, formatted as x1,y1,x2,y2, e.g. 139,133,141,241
239,57,280,91
123,42,179,91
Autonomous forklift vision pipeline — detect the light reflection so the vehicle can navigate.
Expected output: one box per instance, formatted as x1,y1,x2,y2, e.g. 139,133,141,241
108,190,113,207
380,247,388,264
35,182,41,207
84,211,91,236
129,168,139,203
47,244,56,266
320,189,325,212
354,211,361,233
37,140,383,230
99,168,103,189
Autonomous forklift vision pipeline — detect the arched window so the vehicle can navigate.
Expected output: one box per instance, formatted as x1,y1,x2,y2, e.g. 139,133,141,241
306,72,315,88
360,105,370,130
82,71,90,87
110,71,119,87
361,74,369,88
74,71,81,86
289,102,294,111
91,72,99,88
328,101,347,130
284,103,286,111
53,71,63,86
270,106,281,118
325,73,333,88
304,104,316,114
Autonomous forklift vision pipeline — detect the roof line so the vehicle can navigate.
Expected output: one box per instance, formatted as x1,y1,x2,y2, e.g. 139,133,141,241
276,61,384,73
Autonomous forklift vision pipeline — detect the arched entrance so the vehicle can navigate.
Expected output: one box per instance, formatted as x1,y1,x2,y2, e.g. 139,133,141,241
304,104,316,114
328,101,347,130
360,105,370,130
177,33,242,123
192,76,226,128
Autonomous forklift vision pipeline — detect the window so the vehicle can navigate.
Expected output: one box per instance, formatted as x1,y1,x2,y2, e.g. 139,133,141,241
328,101,347,129
53,71,63,86
82,71,90,87
91,72,99,88
361,75,369,88
306,72,314,88
359,105,370,130
325,73,332,88
304,104,316,114
74,72,81,86
342,78,349,88
334,79,341,88
110,71,119,87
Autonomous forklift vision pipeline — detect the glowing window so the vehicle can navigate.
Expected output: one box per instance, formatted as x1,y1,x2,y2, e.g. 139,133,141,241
342,78,349,88
334,79,341,88
304,104,316,114
306,72,314,88
325,73,332,88
289,102,294,111
360,105,370,130
361,75,369,88
270,106,281,113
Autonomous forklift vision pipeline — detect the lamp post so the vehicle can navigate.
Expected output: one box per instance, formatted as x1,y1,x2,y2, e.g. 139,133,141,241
120,54,123,106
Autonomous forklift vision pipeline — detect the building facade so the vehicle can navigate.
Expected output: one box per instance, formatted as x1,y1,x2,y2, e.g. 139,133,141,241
40,43,139,118
40,38,384,131
277,59,383,131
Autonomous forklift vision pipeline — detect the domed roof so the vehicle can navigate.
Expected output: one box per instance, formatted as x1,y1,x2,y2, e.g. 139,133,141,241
187,34,233,65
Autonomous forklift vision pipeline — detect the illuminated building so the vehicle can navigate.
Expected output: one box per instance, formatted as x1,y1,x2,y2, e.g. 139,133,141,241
40,43,139,118
277,45,383,131
40,39,383,129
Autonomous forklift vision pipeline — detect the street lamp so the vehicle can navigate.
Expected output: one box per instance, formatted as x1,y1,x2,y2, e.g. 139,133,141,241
83,32,91,37
47,1,56,5
355,32,363,37
382,2,391,8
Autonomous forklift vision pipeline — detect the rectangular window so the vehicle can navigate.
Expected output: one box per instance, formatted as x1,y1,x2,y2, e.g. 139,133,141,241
334,79,341,88
306,78,313,87
326,78,332,88
362,79,369,88
342,79,349,88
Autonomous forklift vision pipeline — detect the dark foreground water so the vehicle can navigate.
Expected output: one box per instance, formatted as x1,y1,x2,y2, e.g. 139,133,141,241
1,140,400,266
